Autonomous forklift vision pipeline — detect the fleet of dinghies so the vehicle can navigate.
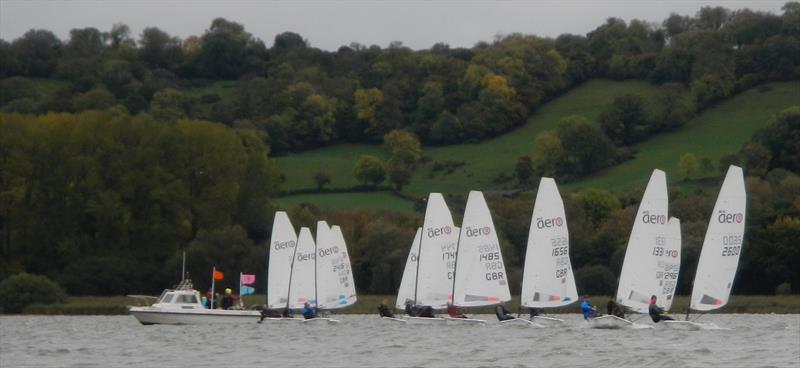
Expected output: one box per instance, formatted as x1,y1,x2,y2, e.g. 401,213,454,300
129,166,746,329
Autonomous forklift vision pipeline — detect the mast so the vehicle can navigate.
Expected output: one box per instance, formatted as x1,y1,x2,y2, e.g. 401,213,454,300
181,250,186,282
285,228,301,310
413,195,429,305
314,226,319,310
450,220,464,306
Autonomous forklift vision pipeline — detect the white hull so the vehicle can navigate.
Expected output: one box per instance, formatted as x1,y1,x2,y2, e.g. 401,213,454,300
380,317,408,323
406,316,447,325
259,317,305,323
532,315,566,326
444,317,486,325
586,315,632,329
661,320,726,330
129,307,261,325
499,318,544,328
302,317,340,324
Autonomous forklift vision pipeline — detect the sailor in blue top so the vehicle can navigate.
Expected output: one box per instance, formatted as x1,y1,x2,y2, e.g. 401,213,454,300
581,295,597,320
301,301,317,319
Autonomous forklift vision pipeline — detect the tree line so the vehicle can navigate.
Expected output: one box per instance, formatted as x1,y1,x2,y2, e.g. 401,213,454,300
1,4,798,155
1,107,796,296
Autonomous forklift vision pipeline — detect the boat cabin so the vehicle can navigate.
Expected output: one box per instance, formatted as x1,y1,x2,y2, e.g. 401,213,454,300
152,289,205,310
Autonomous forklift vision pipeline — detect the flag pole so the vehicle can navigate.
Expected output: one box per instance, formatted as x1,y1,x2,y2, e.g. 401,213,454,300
210,266,216,309
239,272,242,298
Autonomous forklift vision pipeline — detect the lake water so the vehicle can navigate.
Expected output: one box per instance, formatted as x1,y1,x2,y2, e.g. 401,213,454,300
1,314,798,367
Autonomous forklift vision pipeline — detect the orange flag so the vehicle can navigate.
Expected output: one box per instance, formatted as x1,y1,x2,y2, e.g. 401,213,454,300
213,270,224,281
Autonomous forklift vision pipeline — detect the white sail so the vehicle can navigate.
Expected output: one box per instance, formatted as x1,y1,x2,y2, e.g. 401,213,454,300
660,217,681,311
616,169,670,313
267,212,298,309
288,227,316,309
396,228,421,309
690,165,747,311
415,193,458,309
453,191,511,307
315,225,357,309
521,178,578,308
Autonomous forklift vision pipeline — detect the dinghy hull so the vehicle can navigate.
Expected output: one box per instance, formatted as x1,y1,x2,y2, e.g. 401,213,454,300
444,317,486,325
499,318,544,328
586,315,632,329
406,316,446,325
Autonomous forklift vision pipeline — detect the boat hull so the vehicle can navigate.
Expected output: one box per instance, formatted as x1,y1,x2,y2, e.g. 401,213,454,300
406,316,446,325
259,317,305,323
444,317,486,325
129,307,261,325
499,318,544,328
532,316,566,326
586,315,632,329
302,317,340,324
380,317,408,324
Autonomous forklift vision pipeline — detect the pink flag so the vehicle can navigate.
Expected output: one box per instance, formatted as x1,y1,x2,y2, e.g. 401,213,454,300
240,274,256,285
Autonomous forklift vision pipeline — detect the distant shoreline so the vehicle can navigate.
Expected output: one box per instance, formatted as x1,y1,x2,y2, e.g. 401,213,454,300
7,294,800,316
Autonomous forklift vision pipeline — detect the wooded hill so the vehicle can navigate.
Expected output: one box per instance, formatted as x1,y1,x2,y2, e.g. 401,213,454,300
0,4,798,299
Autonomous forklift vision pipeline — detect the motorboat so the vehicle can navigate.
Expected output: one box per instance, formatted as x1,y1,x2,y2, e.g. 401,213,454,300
129,280,261,325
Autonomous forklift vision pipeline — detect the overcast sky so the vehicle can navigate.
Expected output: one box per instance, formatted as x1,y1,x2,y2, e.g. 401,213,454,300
0,1,788,50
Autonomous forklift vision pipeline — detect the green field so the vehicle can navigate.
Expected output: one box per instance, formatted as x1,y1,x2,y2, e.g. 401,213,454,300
275,79,663,195
273,80,799,211
568,81,800,192
16,294,800,315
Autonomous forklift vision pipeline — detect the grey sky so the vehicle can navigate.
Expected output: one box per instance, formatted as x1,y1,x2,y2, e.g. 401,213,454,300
0,0,788,50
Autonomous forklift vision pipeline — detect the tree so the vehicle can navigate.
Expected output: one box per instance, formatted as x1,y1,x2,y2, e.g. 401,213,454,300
353,88,383,134
599,94,649,145
11,29,61,77
531,131,564,177
314,171,332,191
756,106,800,173
515,156,535,188
139,27,183,69
383,130,420,191
151,88,185,122
556,115,616,178
677,152,701,179
354,155,386,186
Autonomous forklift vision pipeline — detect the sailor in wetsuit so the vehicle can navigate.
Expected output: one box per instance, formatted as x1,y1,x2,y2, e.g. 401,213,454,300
378,299,395,318
581,296,598,320
404,300,417,316
495,302,515,321
416,305,435,318
447,302,468,319
301,301,318,319
607,299,625,318
648,295,674,323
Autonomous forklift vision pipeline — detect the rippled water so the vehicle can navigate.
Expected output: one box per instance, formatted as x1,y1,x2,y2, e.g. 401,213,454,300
1,314,798,367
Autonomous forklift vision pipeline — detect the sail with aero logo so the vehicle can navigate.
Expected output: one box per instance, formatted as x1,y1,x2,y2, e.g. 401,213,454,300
615,169,670,314
453,191,511,307
521,178,578,309
315,224,357,309
415,193,458,309
396,228,421,309
288,227,316,309
267,212,298,309
690,165,746,312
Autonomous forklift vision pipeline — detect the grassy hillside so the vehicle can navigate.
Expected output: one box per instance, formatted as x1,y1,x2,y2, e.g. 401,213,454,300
272,191,415,213
274,80,799,212
568,81,800,192
275,79,662,194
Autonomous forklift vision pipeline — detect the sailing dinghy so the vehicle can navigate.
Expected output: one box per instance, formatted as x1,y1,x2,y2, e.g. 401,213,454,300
390,228,423,323
262,211,305,322
591,170,670,329
519,178,577,327
448,191,512,325
308,222,357,323
403,193,457,324
664,165,745,331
